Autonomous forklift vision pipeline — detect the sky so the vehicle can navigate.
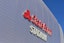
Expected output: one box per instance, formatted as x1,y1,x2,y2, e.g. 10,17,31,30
43,0,64,33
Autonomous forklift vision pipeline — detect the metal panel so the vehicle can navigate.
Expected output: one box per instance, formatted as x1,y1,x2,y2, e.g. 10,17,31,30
0,0,63,43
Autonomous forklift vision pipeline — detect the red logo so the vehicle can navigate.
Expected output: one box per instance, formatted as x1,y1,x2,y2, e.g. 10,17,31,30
23,10,52,36
23,10,31,21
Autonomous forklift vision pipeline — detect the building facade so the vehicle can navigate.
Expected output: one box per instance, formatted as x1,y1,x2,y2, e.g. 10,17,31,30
0,0,63,43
